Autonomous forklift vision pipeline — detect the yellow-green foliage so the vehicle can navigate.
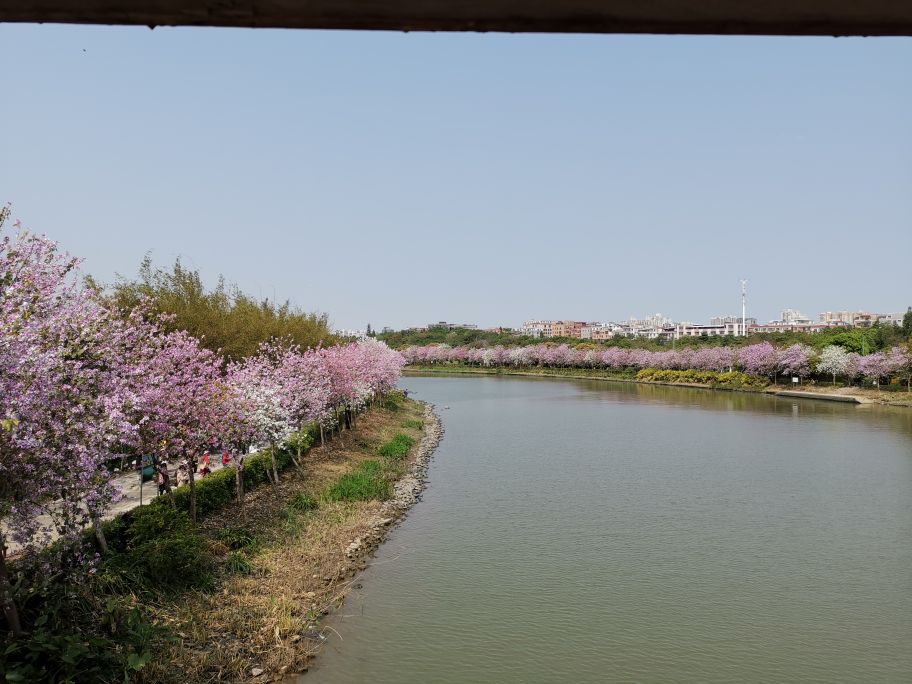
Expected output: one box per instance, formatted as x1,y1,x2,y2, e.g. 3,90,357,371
107,256,337,360
636,368,768,389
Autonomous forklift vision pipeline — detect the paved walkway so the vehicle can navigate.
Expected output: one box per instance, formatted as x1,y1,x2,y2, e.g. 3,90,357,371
4,455,236,555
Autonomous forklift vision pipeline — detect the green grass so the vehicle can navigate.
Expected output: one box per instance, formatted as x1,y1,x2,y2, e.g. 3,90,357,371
324,460,392,502
288,493,319,513
225,551,254,575
377,433,414,459
402,419,424,429
381,391,406,411
214,526,258,551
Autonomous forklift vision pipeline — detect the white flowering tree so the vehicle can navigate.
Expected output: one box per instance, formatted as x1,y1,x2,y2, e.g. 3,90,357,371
816,345,851,386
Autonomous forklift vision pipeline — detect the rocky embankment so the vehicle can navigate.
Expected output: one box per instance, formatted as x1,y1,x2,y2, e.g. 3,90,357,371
345,402,443,559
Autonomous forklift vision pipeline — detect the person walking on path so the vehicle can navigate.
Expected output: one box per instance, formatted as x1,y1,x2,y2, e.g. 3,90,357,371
176,460,190,487
157,463,172,496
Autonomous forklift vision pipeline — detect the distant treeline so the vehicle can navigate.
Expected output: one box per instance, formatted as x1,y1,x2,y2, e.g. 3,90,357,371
379,316,912,354
102,256,337,361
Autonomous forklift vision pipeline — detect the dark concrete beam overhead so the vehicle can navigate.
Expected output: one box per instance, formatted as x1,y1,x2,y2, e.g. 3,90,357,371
2,0,912,35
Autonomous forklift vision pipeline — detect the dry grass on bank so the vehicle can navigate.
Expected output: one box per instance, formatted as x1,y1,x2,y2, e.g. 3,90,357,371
144,398,427,684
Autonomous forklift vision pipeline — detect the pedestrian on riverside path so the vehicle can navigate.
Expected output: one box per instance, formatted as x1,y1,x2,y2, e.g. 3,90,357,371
157,464,171,496
221,448,230,467
200,450,210,472
176,461,190,487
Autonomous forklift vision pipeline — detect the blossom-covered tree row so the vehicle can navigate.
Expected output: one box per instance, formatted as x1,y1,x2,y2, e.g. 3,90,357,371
0,209,404,636
403,342,912,387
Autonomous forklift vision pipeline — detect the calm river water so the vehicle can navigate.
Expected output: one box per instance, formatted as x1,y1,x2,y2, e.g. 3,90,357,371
305,375,912,683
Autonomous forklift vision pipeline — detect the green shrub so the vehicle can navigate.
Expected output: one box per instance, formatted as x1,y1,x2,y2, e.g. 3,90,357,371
242,451,272,489
162,466,237,518
288,493,319,513
126,505,192,547
215,526,257,550
377,433,414,459
381,391,406,411
0,621,122,683
636,367,768,389
107,532,215,592
100,507,214,591
715,371,767,389
225,551,254,575
285,429,315,455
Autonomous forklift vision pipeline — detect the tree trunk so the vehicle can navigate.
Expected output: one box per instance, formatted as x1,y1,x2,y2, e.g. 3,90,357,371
0,536,24,638
270,441,279,485
91,511,108,555
235,459,244,504
319,424,325,448
188,463,197,525
292,429,304,471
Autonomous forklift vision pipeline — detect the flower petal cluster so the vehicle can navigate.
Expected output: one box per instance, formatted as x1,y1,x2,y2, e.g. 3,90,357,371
403,341,911,386
1,209,405,559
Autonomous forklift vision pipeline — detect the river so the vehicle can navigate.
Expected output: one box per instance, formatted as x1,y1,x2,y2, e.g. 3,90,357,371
304,375,912,683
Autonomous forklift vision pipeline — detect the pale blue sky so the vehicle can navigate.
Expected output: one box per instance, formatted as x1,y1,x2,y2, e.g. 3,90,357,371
1,25,910,330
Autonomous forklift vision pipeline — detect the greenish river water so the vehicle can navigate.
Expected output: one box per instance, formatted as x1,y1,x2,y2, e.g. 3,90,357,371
305,375,912,683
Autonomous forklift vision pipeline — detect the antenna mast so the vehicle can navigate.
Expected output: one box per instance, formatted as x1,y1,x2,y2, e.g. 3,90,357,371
740,279,748,337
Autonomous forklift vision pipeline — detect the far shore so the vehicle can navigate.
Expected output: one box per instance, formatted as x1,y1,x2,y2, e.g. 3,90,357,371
403,365,912,408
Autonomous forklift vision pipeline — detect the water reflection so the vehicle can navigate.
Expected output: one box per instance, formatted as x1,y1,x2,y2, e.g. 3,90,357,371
306,375,912,684
410,371,912,436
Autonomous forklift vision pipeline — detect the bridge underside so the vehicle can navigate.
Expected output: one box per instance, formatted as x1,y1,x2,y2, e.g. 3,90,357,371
2,1,912,36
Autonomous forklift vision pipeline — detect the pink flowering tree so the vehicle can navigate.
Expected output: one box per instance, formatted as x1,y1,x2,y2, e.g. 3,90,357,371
860,352,892,389
888,345,912,392
778,344,815,382
396,341,912,391
738,342,780,382
268,340,331,460
121,324,228,522
0,210,137,635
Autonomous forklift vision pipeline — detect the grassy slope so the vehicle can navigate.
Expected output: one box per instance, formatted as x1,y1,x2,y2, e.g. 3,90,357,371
145,396,427,682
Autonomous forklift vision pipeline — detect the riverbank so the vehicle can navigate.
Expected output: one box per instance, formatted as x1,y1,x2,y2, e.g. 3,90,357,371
404,365,912,407
135,396,442,682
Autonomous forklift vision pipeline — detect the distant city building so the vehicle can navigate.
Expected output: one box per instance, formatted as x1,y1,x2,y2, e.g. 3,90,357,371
771,309,812,325
334,328,369,340
549,321,587,338
521,320,551,337
580,324,618,341
521,320,593,339
519,305,902,341
816,310,901,328
752,322,837,334
675,322,741,338
711,315,757,327
879,311,907,326
627,313,673,329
